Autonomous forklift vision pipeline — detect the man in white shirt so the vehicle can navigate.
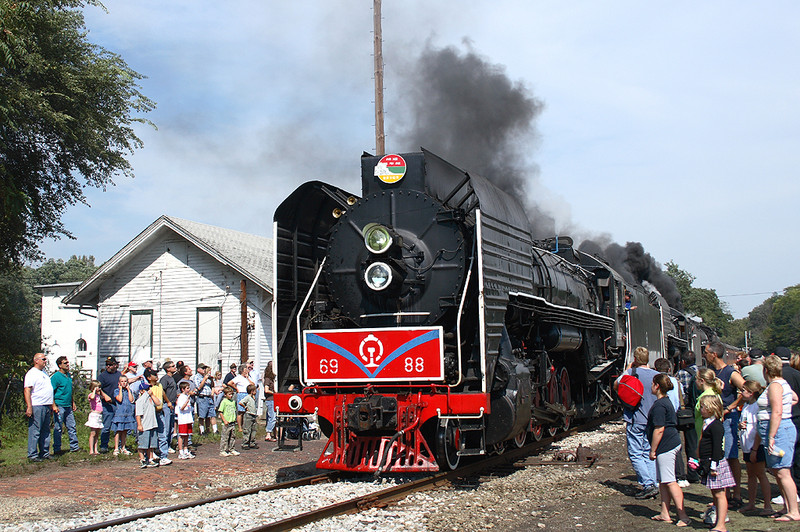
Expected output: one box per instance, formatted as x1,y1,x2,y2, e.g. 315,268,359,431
24,353,55,461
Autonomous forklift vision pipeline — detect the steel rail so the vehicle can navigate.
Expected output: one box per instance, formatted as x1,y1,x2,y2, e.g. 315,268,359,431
63,471,344,532
246,412,621,532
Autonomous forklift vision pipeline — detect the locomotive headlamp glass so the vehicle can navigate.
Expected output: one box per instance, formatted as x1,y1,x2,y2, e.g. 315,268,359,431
364,262,392,291
363,224,392,254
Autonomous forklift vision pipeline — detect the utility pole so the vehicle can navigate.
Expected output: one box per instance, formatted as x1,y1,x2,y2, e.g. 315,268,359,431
240,279,248,364
373,0,385,155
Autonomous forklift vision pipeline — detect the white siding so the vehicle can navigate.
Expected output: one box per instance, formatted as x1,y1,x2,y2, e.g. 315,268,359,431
96,233,272,374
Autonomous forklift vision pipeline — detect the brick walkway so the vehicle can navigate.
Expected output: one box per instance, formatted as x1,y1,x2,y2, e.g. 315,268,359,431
0,438,327,508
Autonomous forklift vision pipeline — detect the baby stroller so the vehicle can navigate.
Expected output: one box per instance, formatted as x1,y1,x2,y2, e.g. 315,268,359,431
285,415,321,440
277,413,321,450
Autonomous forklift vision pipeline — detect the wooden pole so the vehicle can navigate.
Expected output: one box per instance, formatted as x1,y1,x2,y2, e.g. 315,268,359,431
240,279,248,364
373,0,385,155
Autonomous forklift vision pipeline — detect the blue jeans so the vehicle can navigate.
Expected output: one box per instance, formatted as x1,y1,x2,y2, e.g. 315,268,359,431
264,399,276,432
157,405,174,459
100,401,116,450
722,410,740,459
626,422,656,489
27,405,52,459
53,406,80,452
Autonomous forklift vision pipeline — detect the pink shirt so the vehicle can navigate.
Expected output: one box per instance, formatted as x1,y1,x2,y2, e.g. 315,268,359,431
89,394,102,413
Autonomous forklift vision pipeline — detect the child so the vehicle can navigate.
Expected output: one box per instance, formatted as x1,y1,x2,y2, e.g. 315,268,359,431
698,394,735,531
212,371,225,411
176,382,195,459
218,386,240,457
135,369,162,468
85,380,107,455
111,375,136,455
739,380,773,514
240,384,259,450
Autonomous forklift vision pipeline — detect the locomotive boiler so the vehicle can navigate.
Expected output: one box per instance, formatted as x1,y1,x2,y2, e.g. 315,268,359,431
272,149,675,473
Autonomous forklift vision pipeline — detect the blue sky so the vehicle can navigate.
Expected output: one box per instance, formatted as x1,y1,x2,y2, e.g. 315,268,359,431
41,1,800,320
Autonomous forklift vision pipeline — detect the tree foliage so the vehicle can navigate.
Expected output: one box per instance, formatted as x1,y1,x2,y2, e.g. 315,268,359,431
0,0,154,268
764,285,800,351
0,267,40,378
665,261,733,336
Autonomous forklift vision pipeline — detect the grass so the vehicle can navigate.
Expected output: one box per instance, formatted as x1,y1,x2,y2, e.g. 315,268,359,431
0,409,229,477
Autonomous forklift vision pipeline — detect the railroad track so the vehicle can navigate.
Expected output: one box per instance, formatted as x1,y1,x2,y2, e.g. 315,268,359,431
64,413,619,532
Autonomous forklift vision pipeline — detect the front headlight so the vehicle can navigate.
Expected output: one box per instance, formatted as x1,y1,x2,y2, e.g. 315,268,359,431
364,262,393,291
363,223,392,254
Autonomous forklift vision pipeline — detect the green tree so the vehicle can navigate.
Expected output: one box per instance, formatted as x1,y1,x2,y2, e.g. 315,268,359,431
0,267,40,378
764,285,800,351
665,261,733,336
0,0,154,269
32,254,97,285
742,293,779,349
721,317,747,348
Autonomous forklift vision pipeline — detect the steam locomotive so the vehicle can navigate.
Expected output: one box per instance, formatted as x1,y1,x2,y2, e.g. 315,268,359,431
271,149,711,473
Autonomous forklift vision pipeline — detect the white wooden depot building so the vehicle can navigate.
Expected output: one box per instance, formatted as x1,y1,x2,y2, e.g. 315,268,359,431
64,215,273,380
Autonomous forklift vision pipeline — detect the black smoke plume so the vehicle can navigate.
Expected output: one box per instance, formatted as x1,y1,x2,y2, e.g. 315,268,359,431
392,42,555,237
392,42,681,309
578,239,683,310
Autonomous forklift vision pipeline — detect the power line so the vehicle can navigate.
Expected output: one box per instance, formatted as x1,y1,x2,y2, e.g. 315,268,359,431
718,290,785,298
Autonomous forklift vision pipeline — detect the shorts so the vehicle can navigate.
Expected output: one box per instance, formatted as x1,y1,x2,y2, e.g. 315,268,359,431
85,411,103,429
758,418,797,469
196,396,215,418
178,423,193,436
137,428,158,449
237,392,247,412
655,444,680,484
742,444,766,463
721,411,739,459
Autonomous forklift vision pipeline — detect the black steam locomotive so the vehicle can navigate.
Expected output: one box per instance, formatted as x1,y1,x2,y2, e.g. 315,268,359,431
272,149,708,473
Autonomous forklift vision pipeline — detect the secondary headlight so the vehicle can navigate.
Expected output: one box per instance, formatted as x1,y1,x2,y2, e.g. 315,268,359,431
364,262,393,291
363,223,392,254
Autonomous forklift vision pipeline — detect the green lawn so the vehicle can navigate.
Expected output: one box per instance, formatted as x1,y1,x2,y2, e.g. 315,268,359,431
0,410,223,477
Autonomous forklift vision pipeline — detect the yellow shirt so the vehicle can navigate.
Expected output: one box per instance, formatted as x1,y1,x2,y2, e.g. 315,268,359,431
695,387,718,439
150,383,165,411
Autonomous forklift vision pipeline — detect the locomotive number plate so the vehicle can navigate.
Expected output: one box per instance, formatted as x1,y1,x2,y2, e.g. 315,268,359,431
303,327,444,383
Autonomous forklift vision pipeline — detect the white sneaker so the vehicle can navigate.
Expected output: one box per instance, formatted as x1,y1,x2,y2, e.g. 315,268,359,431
179,451,190,460
771,494,800,504
113,449,120,456
159,458,173,466
220,451,231,457
121,448,133,455
229,449,241,456
167,447,176,454
677,480,690,488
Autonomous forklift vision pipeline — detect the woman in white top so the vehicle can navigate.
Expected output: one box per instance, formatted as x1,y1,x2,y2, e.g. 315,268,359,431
756,355,799,521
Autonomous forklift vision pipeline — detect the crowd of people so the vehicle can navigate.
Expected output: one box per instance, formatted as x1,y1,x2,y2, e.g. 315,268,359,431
617,343,800,531
23,354,280,467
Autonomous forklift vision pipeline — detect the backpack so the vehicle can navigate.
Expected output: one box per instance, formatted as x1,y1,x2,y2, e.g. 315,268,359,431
684,366,700,408
618,367,644,410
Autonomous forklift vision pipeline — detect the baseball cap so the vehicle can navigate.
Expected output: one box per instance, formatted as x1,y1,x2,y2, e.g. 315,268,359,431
774,346,791,360
198,363,208,370
127,361,138,368
106,357,118,365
